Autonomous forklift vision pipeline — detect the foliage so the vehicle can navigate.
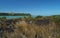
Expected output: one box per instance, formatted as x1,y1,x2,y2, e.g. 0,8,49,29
0,13,31,16
0,14,60,38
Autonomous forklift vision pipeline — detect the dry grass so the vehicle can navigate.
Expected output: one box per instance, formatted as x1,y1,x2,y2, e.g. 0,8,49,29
1,20,59,38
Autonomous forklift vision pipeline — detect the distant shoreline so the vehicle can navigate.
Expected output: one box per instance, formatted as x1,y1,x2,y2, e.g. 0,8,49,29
0,13,31,16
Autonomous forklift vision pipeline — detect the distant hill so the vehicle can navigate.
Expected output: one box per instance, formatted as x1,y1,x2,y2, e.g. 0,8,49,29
0,13,31,16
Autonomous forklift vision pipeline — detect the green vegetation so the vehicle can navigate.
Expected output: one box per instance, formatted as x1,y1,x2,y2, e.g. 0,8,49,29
0,13,60,38
0,13,31,16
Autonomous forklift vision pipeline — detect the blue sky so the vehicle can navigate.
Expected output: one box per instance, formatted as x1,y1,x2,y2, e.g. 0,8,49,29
0,0,60,16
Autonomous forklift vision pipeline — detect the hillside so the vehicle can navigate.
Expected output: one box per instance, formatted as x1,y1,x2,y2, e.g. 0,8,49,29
0,13,31,16
0,15,60,38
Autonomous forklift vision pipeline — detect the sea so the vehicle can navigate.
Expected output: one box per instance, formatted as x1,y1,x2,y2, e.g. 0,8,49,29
0,16,24,19
0,15,36,19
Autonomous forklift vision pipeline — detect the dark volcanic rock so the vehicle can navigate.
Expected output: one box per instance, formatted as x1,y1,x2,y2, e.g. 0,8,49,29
35,18,52,25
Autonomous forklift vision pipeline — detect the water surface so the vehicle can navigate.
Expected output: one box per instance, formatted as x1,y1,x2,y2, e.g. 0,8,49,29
0,16,24,19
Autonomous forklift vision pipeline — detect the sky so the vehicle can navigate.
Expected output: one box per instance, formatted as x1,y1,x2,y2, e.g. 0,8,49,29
0,0,60,16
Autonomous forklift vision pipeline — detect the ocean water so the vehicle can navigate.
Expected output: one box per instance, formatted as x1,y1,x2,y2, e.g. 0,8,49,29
0,15,36,19
0,16,24,19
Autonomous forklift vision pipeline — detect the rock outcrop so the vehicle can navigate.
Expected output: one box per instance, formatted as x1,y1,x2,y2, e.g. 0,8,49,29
0,19,59,38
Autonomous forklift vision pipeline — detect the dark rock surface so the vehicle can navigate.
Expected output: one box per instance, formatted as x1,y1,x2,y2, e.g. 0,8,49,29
34,18,52,25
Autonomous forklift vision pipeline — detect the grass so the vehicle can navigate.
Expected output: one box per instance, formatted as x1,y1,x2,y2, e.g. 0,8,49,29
0,15,60,38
